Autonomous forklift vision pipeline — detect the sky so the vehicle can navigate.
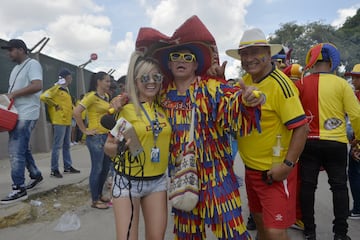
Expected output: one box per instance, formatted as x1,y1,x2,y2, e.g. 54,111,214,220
0,0,359,79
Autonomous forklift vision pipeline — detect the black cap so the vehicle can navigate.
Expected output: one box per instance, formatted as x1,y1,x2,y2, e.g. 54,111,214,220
1,39,28,53
58,68,72,78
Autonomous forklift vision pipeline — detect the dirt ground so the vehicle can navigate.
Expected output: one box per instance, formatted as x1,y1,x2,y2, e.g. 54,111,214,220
28,182,91,223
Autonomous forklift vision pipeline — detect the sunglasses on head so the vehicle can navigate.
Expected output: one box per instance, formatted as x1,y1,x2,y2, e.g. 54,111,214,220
139,73,163,83
169,52,196,63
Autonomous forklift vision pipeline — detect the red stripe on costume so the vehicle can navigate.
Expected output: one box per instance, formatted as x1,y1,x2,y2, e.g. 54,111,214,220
297,74,320,138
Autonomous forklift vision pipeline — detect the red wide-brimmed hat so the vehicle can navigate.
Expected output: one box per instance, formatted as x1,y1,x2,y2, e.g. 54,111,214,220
135,15,219,80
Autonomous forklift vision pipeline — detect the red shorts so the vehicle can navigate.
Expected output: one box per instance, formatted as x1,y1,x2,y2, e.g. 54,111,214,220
245,165,297,229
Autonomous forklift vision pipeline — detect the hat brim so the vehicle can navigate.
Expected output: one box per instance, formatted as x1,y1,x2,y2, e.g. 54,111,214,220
345,72,360,77
153,42,213,80
226,44,283,60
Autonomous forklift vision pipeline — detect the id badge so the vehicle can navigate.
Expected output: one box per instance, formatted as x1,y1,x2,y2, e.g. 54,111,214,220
151,147,160,163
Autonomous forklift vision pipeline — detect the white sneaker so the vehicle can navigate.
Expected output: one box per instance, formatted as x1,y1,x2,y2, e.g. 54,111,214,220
0,187,28,204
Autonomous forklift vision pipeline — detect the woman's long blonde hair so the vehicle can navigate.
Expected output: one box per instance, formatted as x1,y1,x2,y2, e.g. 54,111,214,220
126,51,161,116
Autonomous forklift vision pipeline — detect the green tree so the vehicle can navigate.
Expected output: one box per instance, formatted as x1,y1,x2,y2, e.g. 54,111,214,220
237,9,360,77
336,8,360,70
267,8,360,72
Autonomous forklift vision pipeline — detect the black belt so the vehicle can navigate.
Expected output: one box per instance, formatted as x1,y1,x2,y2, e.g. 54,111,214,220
120,173,164,181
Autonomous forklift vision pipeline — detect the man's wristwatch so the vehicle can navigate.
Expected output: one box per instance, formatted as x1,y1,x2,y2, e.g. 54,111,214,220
283,159,295,168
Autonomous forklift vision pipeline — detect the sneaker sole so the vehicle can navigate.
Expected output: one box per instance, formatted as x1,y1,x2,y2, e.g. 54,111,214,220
348,215,360,220
0,195,28,204
50,175,63,178
26,179,43,190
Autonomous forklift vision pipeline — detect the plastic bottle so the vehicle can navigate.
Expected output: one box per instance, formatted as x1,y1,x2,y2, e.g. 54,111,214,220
272,134,283,166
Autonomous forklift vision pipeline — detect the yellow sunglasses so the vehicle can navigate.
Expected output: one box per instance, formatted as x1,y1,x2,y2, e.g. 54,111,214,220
169,52,196,62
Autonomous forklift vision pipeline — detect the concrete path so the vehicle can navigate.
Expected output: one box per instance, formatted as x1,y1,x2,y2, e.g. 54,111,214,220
0,145,359,239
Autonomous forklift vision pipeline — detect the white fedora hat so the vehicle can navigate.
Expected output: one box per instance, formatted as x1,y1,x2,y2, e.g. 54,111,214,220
226,28,283,60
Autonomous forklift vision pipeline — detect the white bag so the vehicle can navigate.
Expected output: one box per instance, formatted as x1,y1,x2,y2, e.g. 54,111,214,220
169,142,199,212
168,104,199,212
54,211,81,232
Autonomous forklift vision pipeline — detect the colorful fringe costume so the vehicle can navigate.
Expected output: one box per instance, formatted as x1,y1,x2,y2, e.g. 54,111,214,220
161,77,260,240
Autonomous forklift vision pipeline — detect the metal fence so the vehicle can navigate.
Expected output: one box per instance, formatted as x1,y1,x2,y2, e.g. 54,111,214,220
0,38,94,160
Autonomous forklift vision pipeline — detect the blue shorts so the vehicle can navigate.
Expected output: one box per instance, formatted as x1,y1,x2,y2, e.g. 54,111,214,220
71,118,76,127
112,174,167,198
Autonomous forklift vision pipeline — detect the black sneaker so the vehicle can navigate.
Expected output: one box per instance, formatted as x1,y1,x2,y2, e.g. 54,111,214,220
246,214,257,230
26,175,43,190
64,166,80,174
348,210,360,220
0,186,28,204
50,169,63,178
334,234,351,240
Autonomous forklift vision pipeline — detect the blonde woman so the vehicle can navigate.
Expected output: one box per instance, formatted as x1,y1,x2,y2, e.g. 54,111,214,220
104,52,171,240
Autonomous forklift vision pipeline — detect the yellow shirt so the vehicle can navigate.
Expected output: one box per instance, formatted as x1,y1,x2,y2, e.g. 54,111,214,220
40,85,72,125
296,73,360,143
79,91,109,134
238,69,307,170
115,102,171,177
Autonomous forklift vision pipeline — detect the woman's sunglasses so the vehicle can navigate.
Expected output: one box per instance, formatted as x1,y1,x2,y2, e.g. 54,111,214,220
139,73,163,83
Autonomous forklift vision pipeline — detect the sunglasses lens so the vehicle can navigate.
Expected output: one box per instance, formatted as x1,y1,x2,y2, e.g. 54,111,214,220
170,53,181,61
183,54,194,62
153,73,163,82
140,75,150,83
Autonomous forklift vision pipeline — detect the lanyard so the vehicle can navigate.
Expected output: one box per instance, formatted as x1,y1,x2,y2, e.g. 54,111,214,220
140,103,162,147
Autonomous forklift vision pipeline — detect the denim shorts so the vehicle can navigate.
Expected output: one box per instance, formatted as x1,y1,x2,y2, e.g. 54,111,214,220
112,173,168,198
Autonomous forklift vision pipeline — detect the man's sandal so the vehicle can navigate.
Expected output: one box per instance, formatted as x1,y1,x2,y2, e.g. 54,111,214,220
91,200,109,209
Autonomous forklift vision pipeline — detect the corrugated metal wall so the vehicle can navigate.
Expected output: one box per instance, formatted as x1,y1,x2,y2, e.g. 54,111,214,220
0,38,95,160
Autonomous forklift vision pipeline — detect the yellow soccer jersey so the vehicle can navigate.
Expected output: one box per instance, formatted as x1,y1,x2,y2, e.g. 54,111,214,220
79,91,110,134
115,102,171,177
40,85,72,125
238,69,307,170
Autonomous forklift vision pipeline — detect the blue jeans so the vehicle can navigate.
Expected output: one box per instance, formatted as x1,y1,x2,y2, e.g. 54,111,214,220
51,125,72,171
8,119,42,187
230,137,238,161
300,140,349,236
86,134,111,202
348,150,360,213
